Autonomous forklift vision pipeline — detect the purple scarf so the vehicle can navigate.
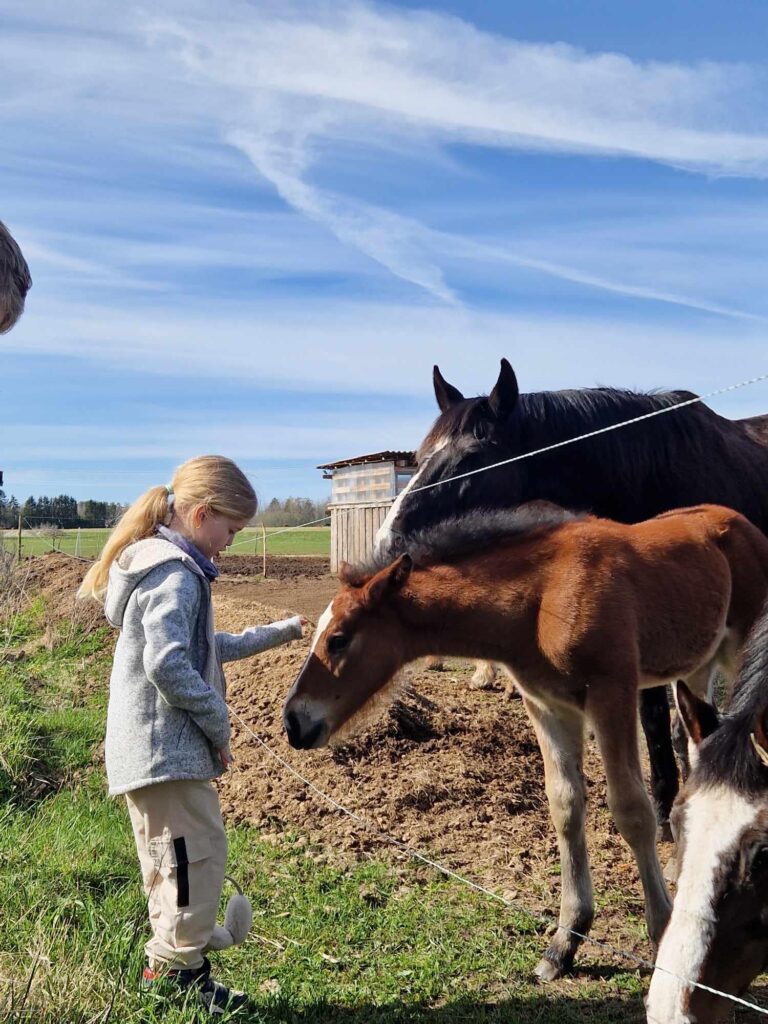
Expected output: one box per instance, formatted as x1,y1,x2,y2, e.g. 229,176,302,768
157,525,219,582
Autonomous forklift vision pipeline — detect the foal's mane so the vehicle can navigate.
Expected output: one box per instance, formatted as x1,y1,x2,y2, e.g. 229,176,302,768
342,503,581,586
696,607,768,795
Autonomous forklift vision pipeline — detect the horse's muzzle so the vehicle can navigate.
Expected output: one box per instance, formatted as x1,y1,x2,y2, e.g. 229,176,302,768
283,708,329,750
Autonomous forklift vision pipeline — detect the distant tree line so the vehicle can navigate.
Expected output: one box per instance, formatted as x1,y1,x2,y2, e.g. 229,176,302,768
0,491,128,529
0,491,329,531
255,497,330,528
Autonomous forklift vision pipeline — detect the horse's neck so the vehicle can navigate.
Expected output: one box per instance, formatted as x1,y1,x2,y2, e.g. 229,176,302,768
515,393,667,516
396,556,538,661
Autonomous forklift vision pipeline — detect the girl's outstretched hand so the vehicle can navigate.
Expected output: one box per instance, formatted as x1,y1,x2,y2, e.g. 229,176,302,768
218,745,235,769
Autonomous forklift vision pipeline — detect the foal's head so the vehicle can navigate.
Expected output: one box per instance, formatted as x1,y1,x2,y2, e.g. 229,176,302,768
647,670,768,1024
283,555,414,749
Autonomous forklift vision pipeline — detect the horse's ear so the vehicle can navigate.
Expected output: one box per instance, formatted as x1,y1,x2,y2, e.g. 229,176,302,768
365,554,413,607
674,681,719,747
488,358,520,422
433,365,464,412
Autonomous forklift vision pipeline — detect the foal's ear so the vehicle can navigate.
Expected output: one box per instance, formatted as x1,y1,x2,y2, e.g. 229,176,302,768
674,681,720,747
488,358,520,422
365,554,413,606
433,365,465,412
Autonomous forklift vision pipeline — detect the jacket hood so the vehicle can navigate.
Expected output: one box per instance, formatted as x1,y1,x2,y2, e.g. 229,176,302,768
104,537,205,628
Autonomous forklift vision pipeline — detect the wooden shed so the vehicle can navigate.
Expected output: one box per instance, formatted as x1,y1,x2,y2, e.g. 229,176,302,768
319,451,417,571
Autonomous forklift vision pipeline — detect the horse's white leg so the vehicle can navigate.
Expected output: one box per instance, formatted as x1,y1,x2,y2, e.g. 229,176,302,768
589,692,671,946
522,695,592,981
469,660,497,690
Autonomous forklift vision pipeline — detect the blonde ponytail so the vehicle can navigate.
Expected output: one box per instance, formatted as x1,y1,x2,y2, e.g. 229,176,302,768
78,455,257,602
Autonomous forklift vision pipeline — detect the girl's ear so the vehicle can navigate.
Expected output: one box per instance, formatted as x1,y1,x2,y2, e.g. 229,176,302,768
190,503,210,529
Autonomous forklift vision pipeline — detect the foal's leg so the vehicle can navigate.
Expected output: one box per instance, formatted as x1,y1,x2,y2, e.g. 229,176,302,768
639,687,678,841
469,660,497,690
590,696,671,946
523,696,592,981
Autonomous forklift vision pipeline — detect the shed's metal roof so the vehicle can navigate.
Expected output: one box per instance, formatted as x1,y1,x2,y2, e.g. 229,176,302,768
317,450,416,470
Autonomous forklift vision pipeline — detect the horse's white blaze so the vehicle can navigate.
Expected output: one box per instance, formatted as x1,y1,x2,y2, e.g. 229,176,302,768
311,603,334,654
646,785,757,1023
374,439,449,554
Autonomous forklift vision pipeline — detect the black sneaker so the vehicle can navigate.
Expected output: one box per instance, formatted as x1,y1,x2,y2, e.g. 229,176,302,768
142,957,249,1016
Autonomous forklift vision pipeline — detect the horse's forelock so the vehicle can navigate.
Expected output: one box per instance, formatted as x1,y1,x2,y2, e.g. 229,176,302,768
417,397,494,463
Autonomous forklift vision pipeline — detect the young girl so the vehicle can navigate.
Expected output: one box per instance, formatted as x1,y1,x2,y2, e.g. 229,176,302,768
79,455,305,1014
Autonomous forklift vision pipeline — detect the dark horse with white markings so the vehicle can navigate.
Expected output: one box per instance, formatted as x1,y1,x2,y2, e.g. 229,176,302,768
375,359,768,834
284,504,768,979
647,608,768,1024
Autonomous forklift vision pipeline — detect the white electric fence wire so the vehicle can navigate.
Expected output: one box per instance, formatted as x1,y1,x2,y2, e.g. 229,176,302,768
226,516,332,551
229,707,768,1019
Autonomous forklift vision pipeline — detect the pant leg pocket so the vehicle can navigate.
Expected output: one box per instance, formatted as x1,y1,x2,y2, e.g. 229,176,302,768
168,834,214,909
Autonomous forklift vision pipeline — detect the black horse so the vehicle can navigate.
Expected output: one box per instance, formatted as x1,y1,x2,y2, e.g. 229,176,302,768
377,358,768,833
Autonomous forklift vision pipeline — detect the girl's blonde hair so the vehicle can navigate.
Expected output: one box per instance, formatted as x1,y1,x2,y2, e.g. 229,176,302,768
78,455,257,601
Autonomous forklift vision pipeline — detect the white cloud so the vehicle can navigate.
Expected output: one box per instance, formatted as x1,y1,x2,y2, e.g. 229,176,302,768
147,1,768,301
5,292,767,411
5,0,768,309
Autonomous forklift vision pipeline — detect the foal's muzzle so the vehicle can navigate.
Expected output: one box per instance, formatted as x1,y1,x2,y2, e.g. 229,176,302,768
283,708,330,750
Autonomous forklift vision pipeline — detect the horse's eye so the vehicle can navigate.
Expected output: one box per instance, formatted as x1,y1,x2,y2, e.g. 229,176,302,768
327,633,348,655
740,840,768,883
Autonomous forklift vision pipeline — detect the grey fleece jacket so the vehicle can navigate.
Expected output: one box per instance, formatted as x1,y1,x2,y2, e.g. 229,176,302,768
104,537,302,796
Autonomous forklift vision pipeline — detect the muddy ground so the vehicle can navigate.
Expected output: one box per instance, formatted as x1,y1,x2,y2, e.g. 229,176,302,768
21,553,676,977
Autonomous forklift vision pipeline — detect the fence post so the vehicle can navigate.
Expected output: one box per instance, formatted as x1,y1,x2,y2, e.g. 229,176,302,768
261,522,267,578
16,512,22,562
75,527,81,558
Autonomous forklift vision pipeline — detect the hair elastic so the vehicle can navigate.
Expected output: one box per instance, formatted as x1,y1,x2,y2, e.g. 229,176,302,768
164,483,176,521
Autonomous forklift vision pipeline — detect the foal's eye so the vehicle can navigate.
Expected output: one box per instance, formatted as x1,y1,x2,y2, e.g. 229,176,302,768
327,633,348,655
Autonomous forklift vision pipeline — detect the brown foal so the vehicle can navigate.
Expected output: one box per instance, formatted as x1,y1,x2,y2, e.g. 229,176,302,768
283,503,768,979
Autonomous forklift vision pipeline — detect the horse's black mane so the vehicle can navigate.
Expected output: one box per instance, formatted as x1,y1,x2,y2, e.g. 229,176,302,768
346,503,582,584
419,386,708,464
696,605,768,795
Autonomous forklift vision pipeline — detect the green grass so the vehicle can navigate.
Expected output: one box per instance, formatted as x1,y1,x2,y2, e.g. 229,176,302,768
1,526,331,560
0,595,657,1023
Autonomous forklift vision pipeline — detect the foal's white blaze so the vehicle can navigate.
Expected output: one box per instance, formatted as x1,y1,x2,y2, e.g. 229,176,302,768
646,786,757,1024
311,603,334,654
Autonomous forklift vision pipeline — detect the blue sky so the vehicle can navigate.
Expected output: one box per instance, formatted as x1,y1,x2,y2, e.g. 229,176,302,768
2,0,768,504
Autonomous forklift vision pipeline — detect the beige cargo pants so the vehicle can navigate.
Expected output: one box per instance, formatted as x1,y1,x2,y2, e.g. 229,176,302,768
125,779,227,970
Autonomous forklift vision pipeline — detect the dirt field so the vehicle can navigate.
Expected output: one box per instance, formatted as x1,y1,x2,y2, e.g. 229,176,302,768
24,553,670,976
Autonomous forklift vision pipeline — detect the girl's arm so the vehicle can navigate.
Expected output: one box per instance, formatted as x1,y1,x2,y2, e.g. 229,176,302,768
216,616,305,663
138,564,230,749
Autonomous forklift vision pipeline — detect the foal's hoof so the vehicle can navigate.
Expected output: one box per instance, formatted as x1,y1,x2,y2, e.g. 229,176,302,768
657,820,674,844
534,956,566,982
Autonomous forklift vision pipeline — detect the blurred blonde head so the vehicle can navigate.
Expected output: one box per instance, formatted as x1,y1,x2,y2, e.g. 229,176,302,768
0,220,31,334
78,455,257,601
